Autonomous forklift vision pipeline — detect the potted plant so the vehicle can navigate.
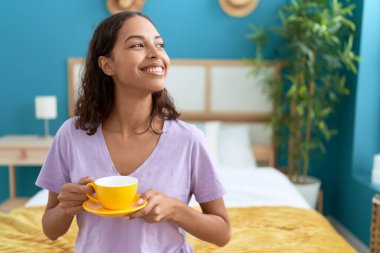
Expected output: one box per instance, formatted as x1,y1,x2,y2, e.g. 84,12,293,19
247,0,359,208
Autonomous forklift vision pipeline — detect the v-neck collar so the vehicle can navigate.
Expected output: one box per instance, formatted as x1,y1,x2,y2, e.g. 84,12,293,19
96,120,169,177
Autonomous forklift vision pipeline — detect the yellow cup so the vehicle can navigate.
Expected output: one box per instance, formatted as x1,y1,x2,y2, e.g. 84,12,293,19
86,176,138,210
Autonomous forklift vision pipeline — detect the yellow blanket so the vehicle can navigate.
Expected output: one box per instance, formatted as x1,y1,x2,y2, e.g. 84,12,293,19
0,206,356,253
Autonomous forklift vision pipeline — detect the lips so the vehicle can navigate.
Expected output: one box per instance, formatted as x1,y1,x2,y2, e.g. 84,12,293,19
142,66,164,74
140,62,166,75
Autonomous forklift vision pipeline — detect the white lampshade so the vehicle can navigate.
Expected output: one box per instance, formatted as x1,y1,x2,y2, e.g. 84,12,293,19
35,96,57,119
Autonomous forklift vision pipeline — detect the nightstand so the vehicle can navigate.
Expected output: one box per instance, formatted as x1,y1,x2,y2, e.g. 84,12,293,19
0,135,52,211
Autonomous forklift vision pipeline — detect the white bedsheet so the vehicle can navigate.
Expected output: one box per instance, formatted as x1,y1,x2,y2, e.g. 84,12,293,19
25,167,310,209
203,167,311,209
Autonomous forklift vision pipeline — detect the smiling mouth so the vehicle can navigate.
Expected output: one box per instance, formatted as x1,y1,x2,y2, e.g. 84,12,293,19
141,66,165,75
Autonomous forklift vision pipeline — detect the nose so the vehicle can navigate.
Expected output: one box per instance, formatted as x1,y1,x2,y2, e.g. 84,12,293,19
146,44,159,59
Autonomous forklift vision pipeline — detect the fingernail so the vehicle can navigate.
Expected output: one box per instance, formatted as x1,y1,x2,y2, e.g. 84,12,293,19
123,216,130,220
137,198,144,204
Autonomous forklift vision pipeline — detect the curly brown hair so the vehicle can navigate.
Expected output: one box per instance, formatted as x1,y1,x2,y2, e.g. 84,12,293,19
74,11,180,135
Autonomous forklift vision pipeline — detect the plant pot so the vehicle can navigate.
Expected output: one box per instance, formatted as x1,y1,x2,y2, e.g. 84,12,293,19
292,176,321,209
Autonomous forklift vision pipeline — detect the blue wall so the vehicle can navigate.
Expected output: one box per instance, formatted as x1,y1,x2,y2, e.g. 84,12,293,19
325,0,380,246
0,1,285,199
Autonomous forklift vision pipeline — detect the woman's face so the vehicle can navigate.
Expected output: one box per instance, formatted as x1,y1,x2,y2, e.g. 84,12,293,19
102,15,170,95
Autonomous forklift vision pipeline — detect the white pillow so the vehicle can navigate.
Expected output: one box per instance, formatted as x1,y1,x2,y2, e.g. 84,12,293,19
193,121,220,166
204,121,221,166
217,123,257,169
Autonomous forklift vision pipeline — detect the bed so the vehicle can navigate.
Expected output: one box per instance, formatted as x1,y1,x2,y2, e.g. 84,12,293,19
0,167,356,253
0,60,356,252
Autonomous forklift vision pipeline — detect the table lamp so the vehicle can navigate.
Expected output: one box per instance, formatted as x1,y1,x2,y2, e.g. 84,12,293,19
35,96,57,137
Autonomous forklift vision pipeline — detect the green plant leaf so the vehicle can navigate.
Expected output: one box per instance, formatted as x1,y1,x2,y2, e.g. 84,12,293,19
246,0,358,179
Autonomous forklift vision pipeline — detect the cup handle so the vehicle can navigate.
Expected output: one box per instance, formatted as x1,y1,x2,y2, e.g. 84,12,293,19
86,182,100,203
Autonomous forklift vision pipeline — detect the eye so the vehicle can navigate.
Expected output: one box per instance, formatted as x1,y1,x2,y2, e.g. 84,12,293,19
157,43,165,49
130,43,143,48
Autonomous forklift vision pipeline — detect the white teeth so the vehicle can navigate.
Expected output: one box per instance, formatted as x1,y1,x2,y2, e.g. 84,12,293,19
144,67,163,73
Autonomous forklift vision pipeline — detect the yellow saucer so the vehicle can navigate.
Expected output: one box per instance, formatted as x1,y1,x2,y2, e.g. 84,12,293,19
83,194,148,218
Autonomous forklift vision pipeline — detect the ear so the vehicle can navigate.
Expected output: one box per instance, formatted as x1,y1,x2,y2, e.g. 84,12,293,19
98,56,114,76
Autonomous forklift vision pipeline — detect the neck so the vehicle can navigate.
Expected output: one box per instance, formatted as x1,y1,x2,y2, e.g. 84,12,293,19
104,91,154,138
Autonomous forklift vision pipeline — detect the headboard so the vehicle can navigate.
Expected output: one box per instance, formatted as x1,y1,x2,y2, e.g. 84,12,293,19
68,59,281,166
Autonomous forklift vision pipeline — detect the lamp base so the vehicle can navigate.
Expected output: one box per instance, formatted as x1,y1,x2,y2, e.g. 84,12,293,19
43,119,50,137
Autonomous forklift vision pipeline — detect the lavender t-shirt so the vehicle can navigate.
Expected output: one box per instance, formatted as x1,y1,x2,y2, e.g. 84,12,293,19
36,118,225,253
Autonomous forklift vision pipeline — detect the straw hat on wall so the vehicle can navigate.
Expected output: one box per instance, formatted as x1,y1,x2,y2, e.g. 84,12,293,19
219,0,260,17
107,0,145,14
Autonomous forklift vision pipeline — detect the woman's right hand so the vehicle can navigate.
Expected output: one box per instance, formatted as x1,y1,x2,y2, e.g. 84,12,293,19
57,176,94,216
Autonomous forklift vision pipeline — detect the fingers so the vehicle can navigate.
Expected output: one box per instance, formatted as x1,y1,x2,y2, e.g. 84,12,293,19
138,188,157,204
127,189,158,217
58,191,89,202
60,183,94,196
58,190,86,216
126,205,167,223
77,176,93,185
79,185,95,195
58,176,94,216
124,188,159,220
123,189,179,223
78,176,95,195
126,204,153,220
59,200,86,209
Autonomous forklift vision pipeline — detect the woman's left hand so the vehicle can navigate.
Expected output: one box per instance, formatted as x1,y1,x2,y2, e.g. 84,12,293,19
124,188,182,223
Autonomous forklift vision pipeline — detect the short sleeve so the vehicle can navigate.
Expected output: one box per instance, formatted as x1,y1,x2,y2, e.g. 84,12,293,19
190,126,226,203
35,120,72,193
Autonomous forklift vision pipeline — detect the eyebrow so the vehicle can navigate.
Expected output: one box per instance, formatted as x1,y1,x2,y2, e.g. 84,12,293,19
124,35,162,44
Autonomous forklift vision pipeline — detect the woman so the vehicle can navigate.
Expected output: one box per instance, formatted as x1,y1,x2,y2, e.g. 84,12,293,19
36,11,231,253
